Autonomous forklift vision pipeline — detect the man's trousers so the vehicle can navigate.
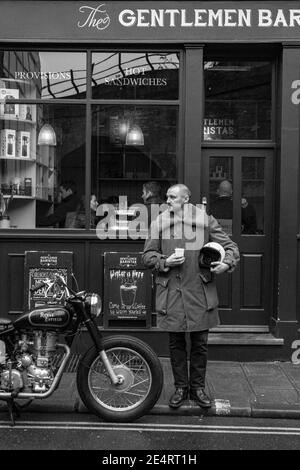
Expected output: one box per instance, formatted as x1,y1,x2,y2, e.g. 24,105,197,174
169,330,209,390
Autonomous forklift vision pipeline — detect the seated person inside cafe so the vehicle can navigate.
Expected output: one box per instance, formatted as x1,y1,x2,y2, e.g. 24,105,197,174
141,181,166,226
210,180,257,234
37,180,81,228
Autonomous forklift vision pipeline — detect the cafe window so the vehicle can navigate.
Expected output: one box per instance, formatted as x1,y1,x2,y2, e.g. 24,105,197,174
91,105,178,227
90,51,180,231
0,49,179,230
204,61,272,140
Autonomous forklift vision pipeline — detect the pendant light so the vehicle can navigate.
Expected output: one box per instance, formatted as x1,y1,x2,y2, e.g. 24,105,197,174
125,124,144,146
38,123,57,146
118,118,129,143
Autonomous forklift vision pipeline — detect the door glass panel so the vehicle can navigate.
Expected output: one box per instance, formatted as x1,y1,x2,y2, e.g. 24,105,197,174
208,157,233,236
242,157,265,235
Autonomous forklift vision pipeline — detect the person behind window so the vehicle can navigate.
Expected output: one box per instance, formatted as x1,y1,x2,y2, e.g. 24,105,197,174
241,196,257,234
141,181,166,227
210,180,257,235
210,179,233,220
38,180,81,228
209,180,233,235
90,194,121,228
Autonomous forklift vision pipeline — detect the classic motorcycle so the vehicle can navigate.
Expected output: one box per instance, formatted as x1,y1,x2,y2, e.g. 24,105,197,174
0,274,163,425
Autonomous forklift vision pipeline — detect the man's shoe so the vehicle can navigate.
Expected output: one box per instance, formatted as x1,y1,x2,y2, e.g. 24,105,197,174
190,388,212,408
169,388,188,409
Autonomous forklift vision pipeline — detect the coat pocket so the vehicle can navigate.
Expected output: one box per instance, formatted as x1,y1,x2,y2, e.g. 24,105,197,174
154,276,170,315
198,274,219,311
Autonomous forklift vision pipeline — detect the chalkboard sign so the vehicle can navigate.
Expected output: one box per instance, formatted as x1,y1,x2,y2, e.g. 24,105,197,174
103,252,152,328
24,251,73,310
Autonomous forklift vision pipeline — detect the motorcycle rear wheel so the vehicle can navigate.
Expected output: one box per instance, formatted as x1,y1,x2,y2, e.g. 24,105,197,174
76,335,163,422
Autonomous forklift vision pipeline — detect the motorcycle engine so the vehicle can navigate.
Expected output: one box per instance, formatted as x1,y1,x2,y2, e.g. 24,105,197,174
0,331,57,393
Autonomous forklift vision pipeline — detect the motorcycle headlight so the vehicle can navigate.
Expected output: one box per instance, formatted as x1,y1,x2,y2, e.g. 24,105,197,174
86,293,102,317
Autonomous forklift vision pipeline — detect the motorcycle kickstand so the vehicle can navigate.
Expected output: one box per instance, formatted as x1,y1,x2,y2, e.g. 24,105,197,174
6,398,20,427
6,396,34,426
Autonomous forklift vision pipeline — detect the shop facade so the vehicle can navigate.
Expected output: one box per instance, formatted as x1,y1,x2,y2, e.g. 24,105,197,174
0,1,300,360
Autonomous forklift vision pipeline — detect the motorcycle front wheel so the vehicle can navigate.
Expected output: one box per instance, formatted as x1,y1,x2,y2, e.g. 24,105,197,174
76,335,163,422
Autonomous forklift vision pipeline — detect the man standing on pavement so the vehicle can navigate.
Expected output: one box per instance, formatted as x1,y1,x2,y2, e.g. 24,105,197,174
142,184,239,409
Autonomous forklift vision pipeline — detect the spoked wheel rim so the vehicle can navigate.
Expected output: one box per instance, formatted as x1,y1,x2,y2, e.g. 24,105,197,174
87,347,152,411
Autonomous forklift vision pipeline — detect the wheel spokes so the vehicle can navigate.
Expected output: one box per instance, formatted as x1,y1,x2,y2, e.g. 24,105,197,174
88,347,152,411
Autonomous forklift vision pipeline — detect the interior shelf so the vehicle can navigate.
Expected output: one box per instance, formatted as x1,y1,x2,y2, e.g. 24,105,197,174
0,117,36,125
3,195,34,199
0,156,36,162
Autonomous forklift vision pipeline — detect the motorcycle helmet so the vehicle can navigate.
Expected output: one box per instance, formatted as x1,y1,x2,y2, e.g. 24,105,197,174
199,242,225,268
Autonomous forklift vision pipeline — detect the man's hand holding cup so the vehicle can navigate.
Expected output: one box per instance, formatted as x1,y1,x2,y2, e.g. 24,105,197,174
165,248,185,267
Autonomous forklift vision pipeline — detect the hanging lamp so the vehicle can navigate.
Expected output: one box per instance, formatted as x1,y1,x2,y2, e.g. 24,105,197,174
38,123,57,146
125,124,144,146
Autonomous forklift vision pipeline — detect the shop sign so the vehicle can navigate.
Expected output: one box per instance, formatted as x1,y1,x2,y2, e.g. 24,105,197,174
2,2,300,42
24,251,73,310
103,252,152,326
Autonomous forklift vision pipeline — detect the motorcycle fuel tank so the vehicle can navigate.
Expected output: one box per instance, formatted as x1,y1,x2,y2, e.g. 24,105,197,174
14,308,71,330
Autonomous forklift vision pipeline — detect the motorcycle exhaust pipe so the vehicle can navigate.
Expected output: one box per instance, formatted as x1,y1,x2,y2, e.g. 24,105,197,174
0,344,71,400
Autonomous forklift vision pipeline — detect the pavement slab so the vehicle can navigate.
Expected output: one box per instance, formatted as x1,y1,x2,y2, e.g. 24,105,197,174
241,362,300,406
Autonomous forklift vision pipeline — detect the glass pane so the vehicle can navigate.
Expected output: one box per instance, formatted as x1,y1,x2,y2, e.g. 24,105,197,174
91,105,178,229
92,52,179,99
204,61,272,140
0,104,86,229
242,157,264,234
0,51,86,99
208,157,233,236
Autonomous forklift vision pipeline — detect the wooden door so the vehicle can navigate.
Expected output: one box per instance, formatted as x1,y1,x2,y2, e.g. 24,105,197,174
202,148,274,325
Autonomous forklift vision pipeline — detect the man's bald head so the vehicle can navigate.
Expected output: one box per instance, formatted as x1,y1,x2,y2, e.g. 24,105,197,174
166,184,191,212
218,180,232,197
168,184,191,198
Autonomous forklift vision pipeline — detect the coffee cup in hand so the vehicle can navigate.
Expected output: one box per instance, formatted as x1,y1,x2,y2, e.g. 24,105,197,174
175,248,185,257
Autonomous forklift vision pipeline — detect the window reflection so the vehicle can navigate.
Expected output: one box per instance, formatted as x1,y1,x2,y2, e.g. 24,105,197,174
92,52,179,100
204,61,272,140
0,51,86,99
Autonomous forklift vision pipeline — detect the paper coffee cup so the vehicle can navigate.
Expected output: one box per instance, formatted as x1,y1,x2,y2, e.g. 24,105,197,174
175,248,184,257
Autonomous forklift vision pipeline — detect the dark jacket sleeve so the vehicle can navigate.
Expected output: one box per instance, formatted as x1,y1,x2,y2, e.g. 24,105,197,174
38,204,70,227
142,221,170,273
209,215,240,273
38,195,80,227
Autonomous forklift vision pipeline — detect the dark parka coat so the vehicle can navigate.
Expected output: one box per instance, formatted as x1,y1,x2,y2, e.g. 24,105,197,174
142,204,239,332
